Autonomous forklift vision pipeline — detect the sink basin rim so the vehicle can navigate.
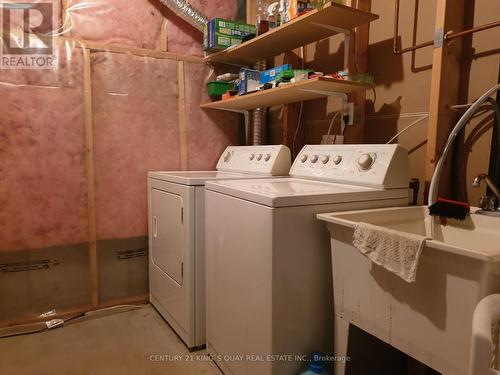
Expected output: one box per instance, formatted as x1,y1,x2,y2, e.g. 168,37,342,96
317,206,500,262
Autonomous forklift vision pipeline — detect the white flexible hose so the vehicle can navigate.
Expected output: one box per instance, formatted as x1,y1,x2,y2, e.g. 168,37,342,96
428,83,500,206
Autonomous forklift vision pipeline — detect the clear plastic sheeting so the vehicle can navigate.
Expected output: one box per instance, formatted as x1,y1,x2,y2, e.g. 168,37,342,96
91,52,180,241
0,45,89,253
63,0,165,49
0,243,91,321
0,0,240,322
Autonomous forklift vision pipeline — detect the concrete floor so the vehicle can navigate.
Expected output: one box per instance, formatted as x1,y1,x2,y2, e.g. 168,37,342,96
0,305,222,375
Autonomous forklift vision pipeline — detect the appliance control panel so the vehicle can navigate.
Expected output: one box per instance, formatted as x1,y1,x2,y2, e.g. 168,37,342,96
216,145,292,176
291,144,409,188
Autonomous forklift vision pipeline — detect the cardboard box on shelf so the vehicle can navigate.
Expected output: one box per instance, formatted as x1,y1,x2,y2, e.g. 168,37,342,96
204,18,256,52
259,64,292,84
239,69,260,95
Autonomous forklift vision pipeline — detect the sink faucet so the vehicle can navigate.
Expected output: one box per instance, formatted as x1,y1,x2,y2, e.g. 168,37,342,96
472,173,500,213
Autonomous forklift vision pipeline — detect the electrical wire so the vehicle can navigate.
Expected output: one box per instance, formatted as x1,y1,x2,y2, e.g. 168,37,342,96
326,111,341,138
292,101,305,157
291,46,306,157
386,114,429,144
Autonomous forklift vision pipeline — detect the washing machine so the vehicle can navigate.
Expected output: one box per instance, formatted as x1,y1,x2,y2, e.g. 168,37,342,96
148,145,291,349
204,144,410,375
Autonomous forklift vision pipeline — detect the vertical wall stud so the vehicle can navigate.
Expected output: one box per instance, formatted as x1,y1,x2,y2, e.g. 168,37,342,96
178,60,188,170
160,19,169,52
345,0,371,143
425,0,465,199
83,48,99,308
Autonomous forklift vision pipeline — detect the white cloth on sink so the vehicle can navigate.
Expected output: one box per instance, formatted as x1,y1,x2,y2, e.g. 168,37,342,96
352,222,427,283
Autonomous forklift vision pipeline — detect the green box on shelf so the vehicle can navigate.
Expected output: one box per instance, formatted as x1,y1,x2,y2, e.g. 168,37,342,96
207,81,235,97
207,33,244,52
212,18,256,37
205,18,256,51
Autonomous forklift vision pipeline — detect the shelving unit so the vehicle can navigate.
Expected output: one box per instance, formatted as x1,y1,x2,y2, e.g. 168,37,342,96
202,1,378,147
205,2,378,66
201,77,373,111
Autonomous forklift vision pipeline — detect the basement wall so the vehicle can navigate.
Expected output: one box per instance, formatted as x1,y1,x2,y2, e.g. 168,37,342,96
270,0,500,205
0,0,241,322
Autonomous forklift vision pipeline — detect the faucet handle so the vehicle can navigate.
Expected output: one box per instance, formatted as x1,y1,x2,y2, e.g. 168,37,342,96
479,195,498,211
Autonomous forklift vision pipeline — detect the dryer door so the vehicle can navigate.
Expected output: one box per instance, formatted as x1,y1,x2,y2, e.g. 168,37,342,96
151,188,184,285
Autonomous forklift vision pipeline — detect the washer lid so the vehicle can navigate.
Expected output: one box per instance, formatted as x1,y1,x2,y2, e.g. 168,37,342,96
205,178,409,207
148,171,271,186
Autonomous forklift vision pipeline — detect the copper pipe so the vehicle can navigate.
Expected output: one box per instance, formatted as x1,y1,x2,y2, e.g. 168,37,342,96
393,0,433,54
393,0,500,54
445,19,500,40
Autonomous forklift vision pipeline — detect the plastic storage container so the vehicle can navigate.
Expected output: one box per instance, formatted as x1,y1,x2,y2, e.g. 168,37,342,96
300,352,329,375
207,81,234,98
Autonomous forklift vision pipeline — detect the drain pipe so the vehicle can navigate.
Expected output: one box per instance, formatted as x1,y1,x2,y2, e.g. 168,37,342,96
253,108,265,145
253,61,267,145
157,0,208,31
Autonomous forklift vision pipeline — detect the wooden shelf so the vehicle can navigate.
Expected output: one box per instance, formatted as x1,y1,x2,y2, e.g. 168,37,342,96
200,77,373,111
205,2,378,66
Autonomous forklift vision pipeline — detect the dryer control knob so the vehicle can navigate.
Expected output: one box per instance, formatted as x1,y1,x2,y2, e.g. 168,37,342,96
223,151,231,162
256,154,263,161
321,155,330,164
310,155,319,163
358,153,375,170
249,153,255,161
333,155,343,165
300,154,309,163
264,154,271,161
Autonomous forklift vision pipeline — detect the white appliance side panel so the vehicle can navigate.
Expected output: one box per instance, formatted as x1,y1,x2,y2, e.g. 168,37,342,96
206,190,407,375
206,190,274,375
271,198,409,375
148,179,195,347
194,186,206,346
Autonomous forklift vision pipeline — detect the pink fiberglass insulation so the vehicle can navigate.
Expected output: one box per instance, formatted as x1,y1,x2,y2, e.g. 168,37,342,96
165,0,239,56
92,52,180,241
0,0,61,36
64,0,164,49
184,62,239,170
0,46,88,252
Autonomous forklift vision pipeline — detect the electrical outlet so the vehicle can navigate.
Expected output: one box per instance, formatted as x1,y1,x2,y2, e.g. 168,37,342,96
344,103,355,126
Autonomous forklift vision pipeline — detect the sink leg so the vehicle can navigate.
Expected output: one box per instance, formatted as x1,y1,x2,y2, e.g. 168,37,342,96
334,316,349,375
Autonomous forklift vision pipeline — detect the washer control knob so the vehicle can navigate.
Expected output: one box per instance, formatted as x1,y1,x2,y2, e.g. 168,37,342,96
333,155,343,165
310,155,319,163
264,154,271,161
223,151,231,162
358,153,375,170
300,154,309,163
249,153,255,161
321,155,330,164
256,154,263,161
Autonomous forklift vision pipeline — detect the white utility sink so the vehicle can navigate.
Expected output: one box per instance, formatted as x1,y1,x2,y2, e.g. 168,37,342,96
318,206,500,375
